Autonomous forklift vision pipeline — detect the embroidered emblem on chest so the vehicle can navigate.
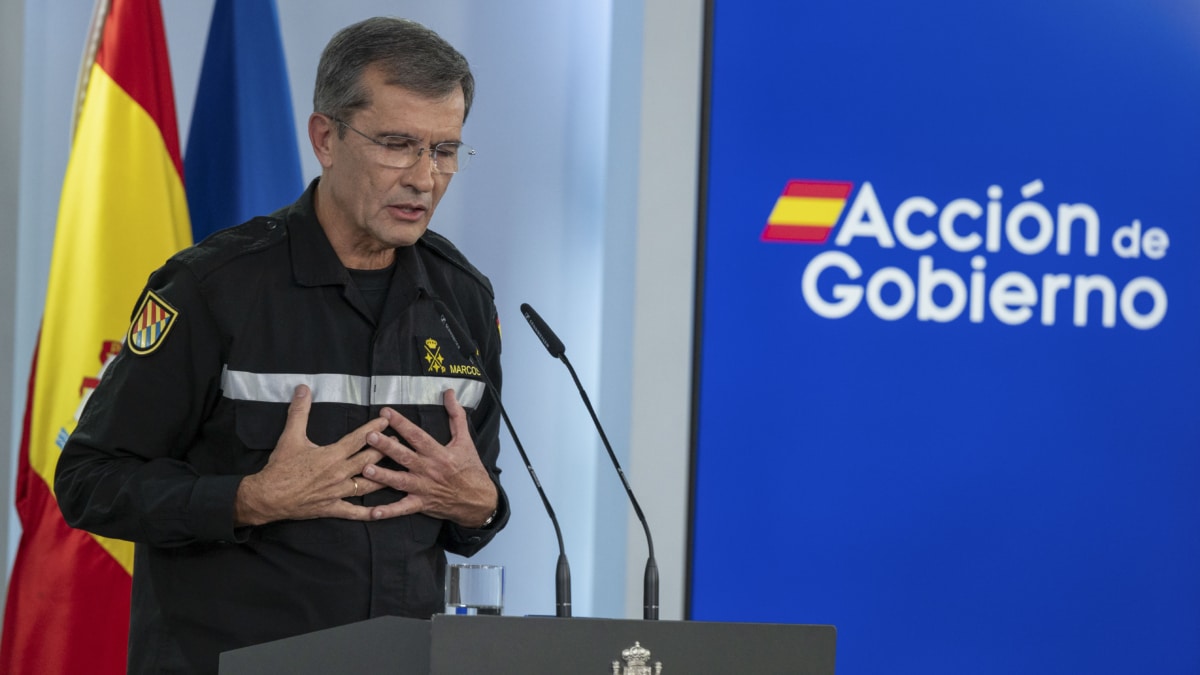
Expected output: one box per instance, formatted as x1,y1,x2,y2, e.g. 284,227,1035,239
424,338,446,373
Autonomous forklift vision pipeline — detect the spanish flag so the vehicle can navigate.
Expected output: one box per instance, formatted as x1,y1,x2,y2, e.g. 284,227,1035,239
0,0,191,672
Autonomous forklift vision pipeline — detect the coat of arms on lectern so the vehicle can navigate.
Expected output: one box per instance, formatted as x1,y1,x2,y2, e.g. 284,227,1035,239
611,642,662,674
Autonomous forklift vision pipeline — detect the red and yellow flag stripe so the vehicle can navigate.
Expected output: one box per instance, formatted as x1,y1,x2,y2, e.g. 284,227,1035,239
761,179,854,243
1,0,191,672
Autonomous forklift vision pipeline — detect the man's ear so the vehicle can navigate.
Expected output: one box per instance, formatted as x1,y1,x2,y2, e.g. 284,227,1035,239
309,113,336,169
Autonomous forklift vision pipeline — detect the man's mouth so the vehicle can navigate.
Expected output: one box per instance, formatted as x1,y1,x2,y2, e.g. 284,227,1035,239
388,203,427,221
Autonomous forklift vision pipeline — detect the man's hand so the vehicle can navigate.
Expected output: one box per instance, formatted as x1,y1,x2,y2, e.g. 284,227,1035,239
361,389,499,527
234,384,390,526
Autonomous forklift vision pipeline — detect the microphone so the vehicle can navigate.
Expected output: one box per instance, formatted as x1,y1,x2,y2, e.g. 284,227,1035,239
519,303,660,620
436,306,572,618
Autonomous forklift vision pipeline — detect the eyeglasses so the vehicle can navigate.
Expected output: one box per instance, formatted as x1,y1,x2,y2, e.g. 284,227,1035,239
329,115,475,174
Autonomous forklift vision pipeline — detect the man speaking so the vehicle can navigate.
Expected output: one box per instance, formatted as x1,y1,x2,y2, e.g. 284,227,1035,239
55,17,508,674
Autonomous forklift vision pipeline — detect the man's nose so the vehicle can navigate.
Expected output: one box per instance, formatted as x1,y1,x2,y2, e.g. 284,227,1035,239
401,151,437,192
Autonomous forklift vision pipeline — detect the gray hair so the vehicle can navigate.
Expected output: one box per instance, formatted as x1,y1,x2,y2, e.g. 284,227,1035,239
314,17,474,127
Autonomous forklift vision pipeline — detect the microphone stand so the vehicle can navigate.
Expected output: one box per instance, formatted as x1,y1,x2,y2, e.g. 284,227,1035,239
559,352,659,620
520,303,659,620
436,308,572,617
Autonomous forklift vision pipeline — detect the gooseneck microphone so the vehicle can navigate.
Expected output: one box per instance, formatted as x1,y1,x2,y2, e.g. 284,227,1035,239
519,302,660,620
436,307,572,618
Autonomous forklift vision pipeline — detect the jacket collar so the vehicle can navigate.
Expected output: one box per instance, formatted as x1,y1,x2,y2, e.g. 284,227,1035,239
282,178,436,297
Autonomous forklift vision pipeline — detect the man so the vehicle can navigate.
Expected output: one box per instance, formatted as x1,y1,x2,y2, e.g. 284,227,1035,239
54,17,508,674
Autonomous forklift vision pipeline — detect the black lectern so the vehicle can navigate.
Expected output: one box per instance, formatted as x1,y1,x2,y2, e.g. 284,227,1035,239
219,614,836,674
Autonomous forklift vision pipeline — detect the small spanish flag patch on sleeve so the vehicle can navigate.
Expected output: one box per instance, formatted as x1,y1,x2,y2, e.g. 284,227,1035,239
126,290,179,356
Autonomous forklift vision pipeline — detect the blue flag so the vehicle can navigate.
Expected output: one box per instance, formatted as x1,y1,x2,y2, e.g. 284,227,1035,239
185,0,302,242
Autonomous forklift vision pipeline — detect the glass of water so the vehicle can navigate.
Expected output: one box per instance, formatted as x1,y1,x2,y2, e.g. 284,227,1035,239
445,564,504,615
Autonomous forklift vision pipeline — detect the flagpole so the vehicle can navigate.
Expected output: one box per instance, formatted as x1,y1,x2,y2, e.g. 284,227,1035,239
72,0,111,137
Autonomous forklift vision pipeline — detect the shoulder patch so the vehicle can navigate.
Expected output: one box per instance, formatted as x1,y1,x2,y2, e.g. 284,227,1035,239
171,216,288,281
126,290,178,355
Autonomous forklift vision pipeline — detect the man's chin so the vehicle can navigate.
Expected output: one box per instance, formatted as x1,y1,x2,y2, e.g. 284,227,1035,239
380,220,430,248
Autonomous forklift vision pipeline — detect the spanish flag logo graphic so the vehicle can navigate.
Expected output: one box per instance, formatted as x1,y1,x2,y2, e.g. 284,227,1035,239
761,180,855,243
127,290,179,355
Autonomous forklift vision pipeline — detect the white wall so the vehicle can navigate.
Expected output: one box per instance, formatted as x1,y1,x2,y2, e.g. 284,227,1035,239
2,0,702,626
622,0,704,620
0,0,26,621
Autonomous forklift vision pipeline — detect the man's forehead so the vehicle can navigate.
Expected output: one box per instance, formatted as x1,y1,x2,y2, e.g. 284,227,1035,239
353,72,466,128
360,66,464,105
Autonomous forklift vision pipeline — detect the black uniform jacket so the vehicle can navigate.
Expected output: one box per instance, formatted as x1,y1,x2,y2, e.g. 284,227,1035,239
55,181,509,674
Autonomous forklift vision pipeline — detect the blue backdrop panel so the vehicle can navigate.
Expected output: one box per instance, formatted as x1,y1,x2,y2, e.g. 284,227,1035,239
691,1,1200,674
